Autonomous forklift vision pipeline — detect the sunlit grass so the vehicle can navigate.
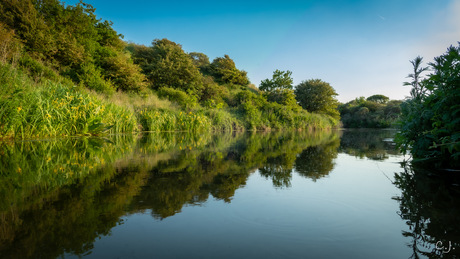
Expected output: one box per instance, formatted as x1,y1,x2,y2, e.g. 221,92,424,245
0,64,137,138
0,63,339,139
137,108,211,132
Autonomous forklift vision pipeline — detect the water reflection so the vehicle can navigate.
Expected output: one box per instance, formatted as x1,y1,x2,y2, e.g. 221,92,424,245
339,129,399,160
393,166,460,258
0,130,342,257
0,129,437,258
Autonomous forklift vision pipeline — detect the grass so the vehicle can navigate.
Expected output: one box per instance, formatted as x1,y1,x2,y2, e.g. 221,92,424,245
0,63,340,140
137,108,212,132
0,64,137,138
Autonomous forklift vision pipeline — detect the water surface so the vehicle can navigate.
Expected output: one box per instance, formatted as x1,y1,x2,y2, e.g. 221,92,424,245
0,129,459,258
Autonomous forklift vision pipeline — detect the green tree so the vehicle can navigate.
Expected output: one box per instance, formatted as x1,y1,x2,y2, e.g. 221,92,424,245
259,70,298,108
189,52,210,73
259,69,293,92
208,54,249,86
366,94,389,104
131,39,202,92
0,0,145,92
294,79,340,119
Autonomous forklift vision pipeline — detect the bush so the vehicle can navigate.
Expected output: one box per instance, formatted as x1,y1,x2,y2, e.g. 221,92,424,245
397,44,460,168
77,63,115,94
0,22,21,64
18,54,60,82
157,87,198,110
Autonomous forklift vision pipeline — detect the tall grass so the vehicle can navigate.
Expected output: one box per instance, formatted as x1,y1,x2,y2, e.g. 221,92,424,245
137,107,211,132
0,63,339,139
0,64,137,138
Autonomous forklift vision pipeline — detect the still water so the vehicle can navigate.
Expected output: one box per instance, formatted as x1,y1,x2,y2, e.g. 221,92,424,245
0,130,459,258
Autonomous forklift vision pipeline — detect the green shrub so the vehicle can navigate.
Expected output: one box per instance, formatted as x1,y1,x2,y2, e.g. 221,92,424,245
18,54,60,82
77,63,115,94
397,44,460,168
157,87,198,110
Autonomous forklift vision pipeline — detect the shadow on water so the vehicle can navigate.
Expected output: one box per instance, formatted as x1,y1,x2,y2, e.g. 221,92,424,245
393,165,460,258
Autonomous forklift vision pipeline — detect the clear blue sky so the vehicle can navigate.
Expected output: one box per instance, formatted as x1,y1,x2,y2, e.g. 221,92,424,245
65,0,459,102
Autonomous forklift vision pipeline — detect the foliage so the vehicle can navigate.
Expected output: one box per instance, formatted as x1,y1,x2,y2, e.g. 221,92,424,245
366,94,389,104
189,52,210,74
396,43,460,168
157,87,198,110
77,62,115,94
137,108,211,132
0,0,341,138
203,108,244,131
294,79,340,119
0,0,145,92
403,56,430,101
208,54,249,86
0,64,137,138
199,75,228,108
97,47,147,91
0,22,21,64
259,69,293,92
235,89,339,130
339,96,402,128
131,39,203,93
259,70,299,109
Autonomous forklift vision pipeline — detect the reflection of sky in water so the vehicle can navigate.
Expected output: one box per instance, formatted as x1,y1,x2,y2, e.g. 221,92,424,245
68,152,409,259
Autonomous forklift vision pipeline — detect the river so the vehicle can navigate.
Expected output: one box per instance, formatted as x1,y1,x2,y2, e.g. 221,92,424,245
0,129,459,258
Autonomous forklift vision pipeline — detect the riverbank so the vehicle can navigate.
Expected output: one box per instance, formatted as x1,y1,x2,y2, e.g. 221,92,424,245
0,63,339,140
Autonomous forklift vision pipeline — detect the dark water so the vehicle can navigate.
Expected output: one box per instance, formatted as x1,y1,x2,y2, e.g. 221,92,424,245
0,129,459,258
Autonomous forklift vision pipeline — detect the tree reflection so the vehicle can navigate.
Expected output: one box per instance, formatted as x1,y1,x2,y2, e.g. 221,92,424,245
258,131,341,187
295,137,340,181
339,129,399,160
393,165,460,258
0,130,343,257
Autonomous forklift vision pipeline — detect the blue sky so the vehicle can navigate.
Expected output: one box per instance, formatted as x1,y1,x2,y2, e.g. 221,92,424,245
65,0,459,102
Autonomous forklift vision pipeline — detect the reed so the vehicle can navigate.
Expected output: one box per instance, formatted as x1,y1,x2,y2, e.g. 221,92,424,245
0,64,137,138
137,107,212,132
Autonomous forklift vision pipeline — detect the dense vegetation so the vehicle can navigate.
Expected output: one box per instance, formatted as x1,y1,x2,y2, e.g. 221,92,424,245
396,44,460,169
338,95,402,128
0,0,340,139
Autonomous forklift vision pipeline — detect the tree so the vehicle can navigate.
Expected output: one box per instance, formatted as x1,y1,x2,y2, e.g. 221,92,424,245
366,94,389,104
397,44,460,168
208,55,249,86
189,52,210,72
294,79,340,119
131,38,203,92
403,56,429,101
259,69,293,92
258,69,298,108
0,0,146,92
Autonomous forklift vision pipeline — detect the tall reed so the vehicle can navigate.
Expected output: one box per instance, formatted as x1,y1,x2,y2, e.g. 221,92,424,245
0,64,137,138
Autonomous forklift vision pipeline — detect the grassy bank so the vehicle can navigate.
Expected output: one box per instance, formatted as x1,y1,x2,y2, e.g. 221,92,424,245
0,63,338,139
0,0,340,138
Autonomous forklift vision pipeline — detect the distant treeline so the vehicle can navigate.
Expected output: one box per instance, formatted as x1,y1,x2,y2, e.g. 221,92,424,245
339,95,402,128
